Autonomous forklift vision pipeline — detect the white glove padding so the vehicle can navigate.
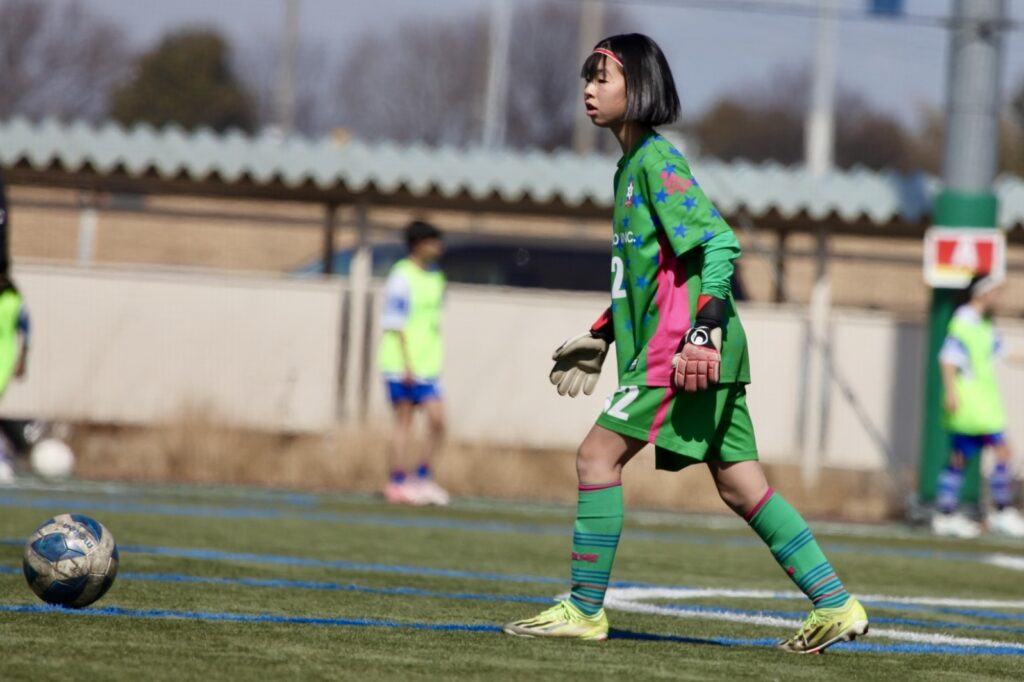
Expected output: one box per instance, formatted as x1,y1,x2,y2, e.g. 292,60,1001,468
549,332,609,397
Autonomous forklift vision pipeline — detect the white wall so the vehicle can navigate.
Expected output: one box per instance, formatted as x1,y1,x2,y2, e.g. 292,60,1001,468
3,265,343,432
8,263,1023,475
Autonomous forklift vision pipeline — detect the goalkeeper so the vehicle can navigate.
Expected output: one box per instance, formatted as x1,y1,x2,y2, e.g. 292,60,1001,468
504,33,867,654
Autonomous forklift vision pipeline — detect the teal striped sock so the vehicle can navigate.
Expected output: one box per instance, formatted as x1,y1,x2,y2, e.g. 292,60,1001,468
568,481,623,616
746,488,850,609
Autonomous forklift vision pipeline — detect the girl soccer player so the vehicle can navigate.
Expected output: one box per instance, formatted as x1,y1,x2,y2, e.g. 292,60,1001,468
933,275,1024,538
502,34,868,654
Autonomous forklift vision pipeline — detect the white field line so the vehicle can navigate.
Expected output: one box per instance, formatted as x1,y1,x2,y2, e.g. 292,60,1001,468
986,554,1024,572
602,588,1024,651
602,586,1024,610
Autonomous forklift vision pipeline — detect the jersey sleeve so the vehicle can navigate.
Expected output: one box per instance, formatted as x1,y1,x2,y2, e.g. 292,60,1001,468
699,230,740,300
16,304,28,343
381,271,411,331
940,315,970,370
640,156,731,258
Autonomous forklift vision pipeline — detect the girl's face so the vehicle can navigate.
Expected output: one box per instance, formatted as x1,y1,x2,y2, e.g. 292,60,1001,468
583,56,627,128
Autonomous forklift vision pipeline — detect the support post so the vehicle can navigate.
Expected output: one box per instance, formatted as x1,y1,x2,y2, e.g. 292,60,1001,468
919,0,1006,507
322,203,337,276
343,203,371,422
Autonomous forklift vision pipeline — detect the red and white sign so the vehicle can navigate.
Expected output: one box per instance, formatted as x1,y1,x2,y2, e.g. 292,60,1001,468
923,227,1006,288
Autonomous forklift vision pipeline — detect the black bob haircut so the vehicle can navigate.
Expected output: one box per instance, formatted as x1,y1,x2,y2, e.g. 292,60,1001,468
581,33,681,127
405,220,442,249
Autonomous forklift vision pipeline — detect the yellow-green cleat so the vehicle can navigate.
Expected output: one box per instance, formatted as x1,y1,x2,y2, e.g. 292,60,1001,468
503,600,609,641
779,597,869,654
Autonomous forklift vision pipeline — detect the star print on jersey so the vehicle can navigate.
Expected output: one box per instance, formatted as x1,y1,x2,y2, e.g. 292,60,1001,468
607,131,749,387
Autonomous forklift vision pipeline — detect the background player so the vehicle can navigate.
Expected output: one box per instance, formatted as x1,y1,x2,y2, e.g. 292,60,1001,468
0,174,29,484
503,34,867,654
934,275,1024,538
377,221,449,506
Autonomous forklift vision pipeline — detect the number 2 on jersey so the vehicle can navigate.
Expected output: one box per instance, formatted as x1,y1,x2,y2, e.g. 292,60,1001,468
611,256,627,299
604,386,639,421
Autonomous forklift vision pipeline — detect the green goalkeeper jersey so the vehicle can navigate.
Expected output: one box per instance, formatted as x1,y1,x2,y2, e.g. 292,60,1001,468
609,131,749,387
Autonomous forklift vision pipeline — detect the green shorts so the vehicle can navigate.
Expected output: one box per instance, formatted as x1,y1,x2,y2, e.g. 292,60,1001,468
594,383,759,471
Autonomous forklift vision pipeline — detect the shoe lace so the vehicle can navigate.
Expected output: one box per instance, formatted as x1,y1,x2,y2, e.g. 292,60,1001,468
800,609,827,633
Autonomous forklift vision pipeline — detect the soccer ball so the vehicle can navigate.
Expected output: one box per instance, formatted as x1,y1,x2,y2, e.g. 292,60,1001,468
23,514,119,608
29,438,75,480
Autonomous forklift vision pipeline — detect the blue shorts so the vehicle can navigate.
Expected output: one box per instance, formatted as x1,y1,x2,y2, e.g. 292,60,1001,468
951,432,1005,458
386,379,441,405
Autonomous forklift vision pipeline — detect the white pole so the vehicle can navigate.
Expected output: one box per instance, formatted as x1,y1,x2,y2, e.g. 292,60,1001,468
800,0,838,486
77,205,98,266
481,0,511,148
573,0,604,155
276,0,300,137
344,203,372,421
804,0,838,176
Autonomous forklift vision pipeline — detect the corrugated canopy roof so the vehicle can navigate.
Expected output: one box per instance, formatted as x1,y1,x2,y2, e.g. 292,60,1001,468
2,117,1021,229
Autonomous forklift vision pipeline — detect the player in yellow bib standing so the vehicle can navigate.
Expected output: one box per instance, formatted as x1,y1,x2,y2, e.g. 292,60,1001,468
933,275,1024,538
0,175,30,483
502,34,867,654
378,221,449,506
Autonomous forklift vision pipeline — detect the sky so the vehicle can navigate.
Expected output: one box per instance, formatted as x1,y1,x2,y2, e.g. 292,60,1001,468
95,0,1024,128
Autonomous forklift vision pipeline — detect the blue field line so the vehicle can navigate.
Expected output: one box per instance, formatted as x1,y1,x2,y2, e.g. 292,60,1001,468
0,565,556,604
4,562,1021,639
860,600,1024,623
1,603,1022,656
1,493,1018,568
6,539,1024,622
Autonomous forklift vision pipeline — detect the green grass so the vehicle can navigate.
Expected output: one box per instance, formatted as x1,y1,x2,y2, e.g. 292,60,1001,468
0,483,1022,681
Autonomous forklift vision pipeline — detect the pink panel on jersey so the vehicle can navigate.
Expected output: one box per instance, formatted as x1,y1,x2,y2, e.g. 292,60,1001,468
646,232,692,386
648,389,675,443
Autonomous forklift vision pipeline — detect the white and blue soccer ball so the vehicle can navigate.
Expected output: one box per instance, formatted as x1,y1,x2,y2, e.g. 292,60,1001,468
22,514,118,608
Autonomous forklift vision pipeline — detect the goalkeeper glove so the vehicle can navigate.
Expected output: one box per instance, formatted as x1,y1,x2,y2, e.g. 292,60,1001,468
549,308,613,397
673,296,726,393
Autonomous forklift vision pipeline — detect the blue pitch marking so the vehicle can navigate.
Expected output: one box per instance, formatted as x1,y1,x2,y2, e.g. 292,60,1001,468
1,604,1022,656
2,493,1020,568
2,494,1019,568
7,539,1024,618
3,564,1022,638
0,565,552,605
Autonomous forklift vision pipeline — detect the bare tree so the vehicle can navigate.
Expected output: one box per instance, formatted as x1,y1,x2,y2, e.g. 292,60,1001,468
334,14,488,147
0,0,131,121
694,67,917,172
235,38,337,137
333,1,630,150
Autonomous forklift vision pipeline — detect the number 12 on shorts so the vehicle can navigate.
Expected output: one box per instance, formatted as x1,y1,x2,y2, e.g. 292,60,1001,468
604,386,639,421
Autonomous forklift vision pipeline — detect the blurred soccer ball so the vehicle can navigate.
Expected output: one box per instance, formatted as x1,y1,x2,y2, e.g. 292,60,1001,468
29,438,75,480
23,514,118,608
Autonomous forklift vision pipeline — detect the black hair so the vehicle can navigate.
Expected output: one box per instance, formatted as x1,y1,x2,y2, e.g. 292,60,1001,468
580,33,681,127
954,274,995,310
405,220,442,250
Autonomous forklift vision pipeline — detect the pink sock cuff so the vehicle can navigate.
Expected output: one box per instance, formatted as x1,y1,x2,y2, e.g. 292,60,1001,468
578,481,622,492
744,488,776,522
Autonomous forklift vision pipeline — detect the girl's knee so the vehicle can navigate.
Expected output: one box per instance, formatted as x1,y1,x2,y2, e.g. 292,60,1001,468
576,440,615,482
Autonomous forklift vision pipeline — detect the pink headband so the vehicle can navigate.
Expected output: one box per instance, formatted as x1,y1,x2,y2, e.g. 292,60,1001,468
593,48,623,68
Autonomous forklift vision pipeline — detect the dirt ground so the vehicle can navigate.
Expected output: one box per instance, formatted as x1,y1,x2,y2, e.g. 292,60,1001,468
66,417,901,522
